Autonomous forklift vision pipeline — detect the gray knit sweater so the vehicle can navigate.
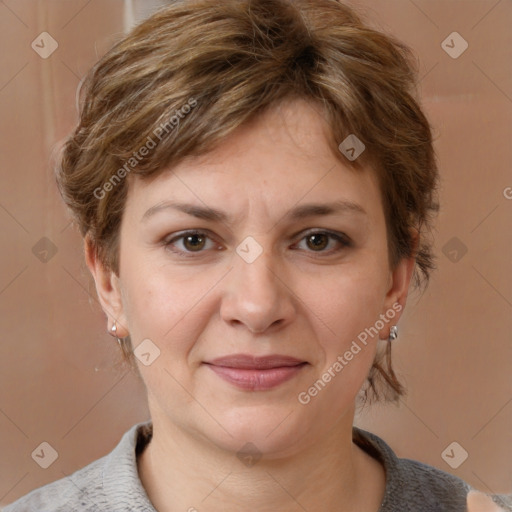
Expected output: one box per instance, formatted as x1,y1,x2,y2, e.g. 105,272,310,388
3,421,511,511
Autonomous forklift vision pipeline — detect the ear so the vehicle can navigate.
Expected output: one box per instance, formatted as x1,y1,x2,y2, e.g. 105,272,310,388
84,236,129,337
379,232,418,340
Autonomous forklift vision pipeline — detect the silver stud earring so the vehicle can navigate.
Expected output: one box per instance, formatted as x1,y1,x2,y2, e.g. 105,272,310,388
110,321,122,346
388,325,398,341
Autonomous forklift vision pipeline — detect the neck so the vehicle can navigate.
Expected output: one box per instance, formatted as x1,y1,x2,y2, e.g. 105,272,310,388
137,409,385,512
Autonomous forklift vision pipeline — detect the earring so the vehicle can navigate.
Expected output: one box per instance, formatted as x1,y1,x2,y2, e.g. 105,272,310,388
388,325,398,341
110,321,122,346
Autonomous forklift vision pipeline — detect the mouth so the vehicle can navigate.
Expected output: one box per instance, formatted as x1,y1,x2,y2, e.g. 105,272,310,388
203,354,308,390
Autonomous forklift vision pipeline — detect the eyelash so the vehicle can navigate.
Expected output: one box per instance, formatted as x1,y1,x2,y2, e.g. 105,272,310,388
163,229,352,258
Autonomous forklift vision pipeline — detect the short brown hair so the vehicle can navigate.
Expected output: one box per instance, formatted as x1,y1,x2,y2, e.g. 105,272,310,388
57,0,439,403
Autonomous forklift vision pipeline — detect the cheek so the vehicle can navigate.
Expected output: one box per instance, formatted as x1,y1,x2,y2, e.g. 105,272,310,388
120,267,214,392
297,284,385,414
306,263,389,341
300,258,390,400
119,255,207,345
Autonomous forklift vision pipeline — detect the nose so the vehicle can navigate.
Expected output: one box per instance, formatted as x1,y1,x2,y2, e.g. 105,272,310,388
220,248,296,334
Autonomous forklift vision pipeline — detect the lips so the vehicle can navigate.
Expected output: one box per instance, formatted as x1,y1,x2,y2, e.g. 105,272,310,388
204,354,308,391
205,354,306,369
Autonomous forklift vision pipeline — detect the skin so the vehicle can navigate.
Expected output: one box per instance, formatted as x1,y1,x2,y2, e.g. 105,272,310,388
86,97,419,511
467,491,507,512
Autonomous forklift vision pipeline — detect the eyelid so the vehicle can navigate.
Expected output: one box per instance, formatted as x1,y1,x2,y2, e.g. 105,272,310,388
293,228,352,245
291,229,352,254
164,229,215,243
163,229,223,257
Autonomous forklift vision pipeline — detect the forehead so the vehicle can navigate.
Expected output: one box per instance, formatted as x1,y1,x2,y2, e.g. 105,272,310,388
125,98,382,223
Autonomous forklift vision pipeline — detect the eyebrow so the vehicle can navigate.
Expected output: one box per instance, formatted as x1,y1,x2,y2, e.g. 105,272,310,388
141,199,367,224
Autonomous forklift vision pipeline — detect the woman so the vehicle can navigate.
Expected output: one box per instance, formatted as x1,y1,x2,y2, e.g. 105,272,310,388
4,0,509,510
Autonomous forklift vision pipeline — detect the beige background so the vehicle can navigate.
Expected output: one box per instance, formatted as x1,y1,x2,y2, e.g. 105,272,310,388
1,0,510,506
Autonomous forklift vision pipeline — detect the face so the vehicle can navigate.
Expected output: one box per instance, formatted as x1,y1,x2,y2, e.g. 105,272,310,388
91,98,412,457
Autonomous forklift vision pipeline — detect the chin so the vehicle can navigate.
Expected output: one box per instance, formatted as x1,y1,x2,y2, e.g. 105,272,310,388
203,405,315,459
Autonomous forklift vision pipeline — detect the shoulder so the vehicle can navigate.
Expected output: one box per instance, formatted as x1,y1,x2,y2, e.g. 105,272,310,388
2,456,106,512
353,426,472,511
2,421,154,512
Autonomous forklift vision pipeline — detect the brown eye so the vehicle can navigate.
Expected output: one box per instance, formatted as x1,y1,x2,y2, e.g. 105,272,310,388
165,230,217,256
306,233,329,251
294,230,351,255
183,233,206,251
